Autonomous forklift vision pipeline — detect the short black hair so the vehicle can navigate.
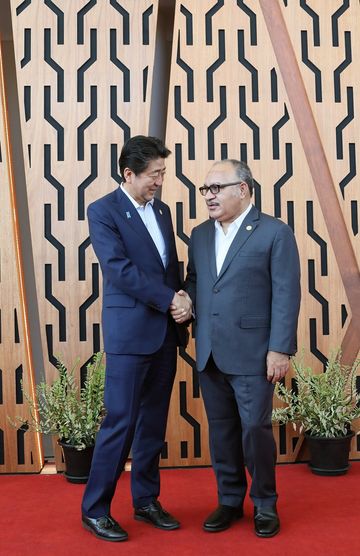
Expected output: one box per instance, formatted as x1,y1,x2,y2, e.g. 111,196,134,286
119,135,171,179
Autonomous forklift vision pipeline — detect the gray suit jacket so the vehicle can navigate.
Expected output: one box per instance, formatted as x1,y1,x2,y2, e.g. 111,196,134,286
185,205,301,374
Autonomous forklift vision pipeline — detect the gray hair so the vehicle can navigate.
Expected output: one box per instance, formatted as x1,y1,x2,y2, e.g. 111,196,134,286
225,159,254,196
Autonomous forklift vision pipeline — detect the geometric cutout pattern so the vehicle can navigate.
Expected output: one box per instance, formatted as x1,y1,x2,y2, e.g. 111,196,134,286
10,0,159,469
5,0,360,468
0,40,42,473
163,0,360,464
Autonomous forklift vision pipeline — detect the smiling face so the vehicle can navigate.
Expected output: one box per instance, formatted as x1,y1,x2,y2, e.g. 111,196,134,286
123,157,166,205
203,161,250,226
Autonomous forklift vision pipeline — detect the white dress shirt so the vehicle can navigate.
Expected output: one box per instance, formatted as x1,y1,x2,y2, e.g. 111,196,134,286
215,203,253,275
121,185,167,267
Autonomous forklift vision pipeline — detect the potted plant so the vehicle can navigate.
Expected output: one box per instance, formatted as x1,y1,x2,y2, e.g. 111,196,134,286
272,350,360,475
12,352,105,483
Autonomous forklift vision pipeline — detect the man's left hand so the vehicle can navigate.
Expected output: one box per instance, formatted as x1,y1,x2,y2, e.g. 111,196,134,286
266,351,290,383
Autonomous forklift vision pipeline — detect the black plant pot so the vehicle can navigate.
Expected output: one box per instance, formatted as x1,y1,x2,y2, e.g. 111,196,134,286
58,441,94,484
305,430,355,476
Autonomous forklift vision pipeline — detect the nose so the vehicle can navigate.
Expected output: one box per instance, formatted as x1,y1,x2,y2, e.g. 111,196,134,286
205,188,216,199
155,174,163,186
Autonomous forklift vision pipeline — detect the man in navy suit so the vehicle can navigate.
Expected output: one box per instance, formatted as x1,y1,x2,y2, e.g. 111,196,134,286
81,136,191,542
178,159,300,538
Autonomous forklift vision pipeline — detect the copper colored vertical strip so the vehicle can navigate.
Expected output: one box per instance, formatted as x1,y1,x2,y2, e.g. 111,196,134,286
0,39,43,465
260,0,360,364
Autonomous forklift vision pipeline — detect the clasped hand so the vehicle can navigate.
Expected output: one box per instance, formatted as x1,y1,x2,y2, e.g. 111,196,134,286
170,290,192,324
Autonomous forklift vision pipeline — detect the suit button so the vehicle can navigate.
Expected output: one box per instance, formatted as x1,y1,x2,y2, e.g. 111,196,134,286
213,288,219,293
212,312,219,316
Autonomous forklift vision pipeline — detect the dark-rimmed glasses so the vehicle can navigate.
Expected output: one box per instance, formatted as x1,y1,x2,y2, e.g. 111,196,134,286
199,181,241,196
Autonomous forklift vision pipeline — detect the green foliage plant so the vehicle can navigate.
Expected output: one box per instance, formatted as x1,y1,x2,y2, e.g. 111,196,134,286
12,352,105,450
272,350,360,438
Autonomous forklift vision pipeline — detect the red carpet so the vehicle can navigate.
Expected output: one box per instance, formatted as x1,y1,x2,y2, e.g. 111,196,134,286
1,463,360,556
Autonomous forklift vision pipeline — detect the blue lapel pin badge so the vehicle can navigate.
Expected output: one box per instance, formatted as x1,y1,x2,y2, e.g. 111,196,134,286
126,211,131,219
246,225,252,231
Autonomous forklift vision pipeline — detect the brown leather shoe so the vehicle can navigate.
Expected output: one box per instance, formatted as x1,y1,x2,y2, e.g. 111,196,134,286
203,504,244,532
134,500,180,530
254,506,280,538
82,514,128,542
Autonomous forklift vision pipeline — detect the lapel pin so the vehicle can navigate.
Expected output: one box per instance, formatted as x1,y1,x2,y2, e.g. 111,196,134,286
246,225,252,231
126,211,131,219
159,209,163,215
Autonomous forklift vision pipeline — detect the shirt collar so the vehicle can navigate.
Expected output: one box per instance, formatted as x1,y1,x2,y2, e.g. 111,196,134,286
120,184,154,209
214,202,253,232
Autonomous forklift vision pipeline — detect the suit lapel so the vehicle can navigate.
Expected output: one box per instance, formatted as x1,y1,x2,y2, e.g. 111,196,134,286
115,187,164,266
206,222,217,282
153,198,170,247
153,199,173,266
216,205,260,282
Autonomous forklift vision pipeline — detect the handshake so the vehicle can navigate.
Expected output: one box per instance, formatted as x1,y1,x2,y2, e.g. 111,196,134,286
170,290,193,324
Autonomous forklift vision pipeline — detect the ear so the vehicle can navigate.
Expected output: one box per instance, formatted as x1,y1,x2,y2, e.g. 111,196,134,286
123,167,134,183
239,181,248,197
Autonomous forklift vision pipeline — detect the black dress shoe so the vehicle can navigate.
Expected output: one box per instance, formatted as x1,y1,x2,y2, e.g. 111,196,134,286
203,504,243,532
254,506,280,538
82,514,128,542
134,500,180,530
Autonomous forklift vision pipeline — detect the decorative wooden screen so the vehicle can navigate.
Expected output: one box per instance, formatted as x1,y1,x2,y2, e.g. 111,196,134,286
163,0,360,465
4,0,360,470
9,0,159,469
0,38,42,473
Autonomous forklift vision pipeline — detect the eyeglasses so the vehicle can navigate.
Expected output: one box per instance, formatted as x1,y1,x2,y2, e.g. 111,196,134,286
198,181,241,196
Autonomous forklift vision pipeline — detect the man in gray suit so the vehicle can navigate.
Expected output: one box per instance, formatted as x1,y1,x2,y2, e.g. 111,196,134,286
177,159,300,537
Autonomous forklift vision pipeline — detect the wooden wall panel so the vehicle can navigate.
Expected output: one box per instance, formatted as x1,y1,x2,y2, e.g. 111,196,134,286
9,0,159,469
163,0,360,465
4,0,359,469
0,39,42,473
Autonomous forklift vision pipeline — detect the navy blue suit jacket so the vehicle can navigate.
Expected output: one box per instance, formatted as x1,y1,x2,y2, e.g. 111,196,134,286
88,187,187,354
